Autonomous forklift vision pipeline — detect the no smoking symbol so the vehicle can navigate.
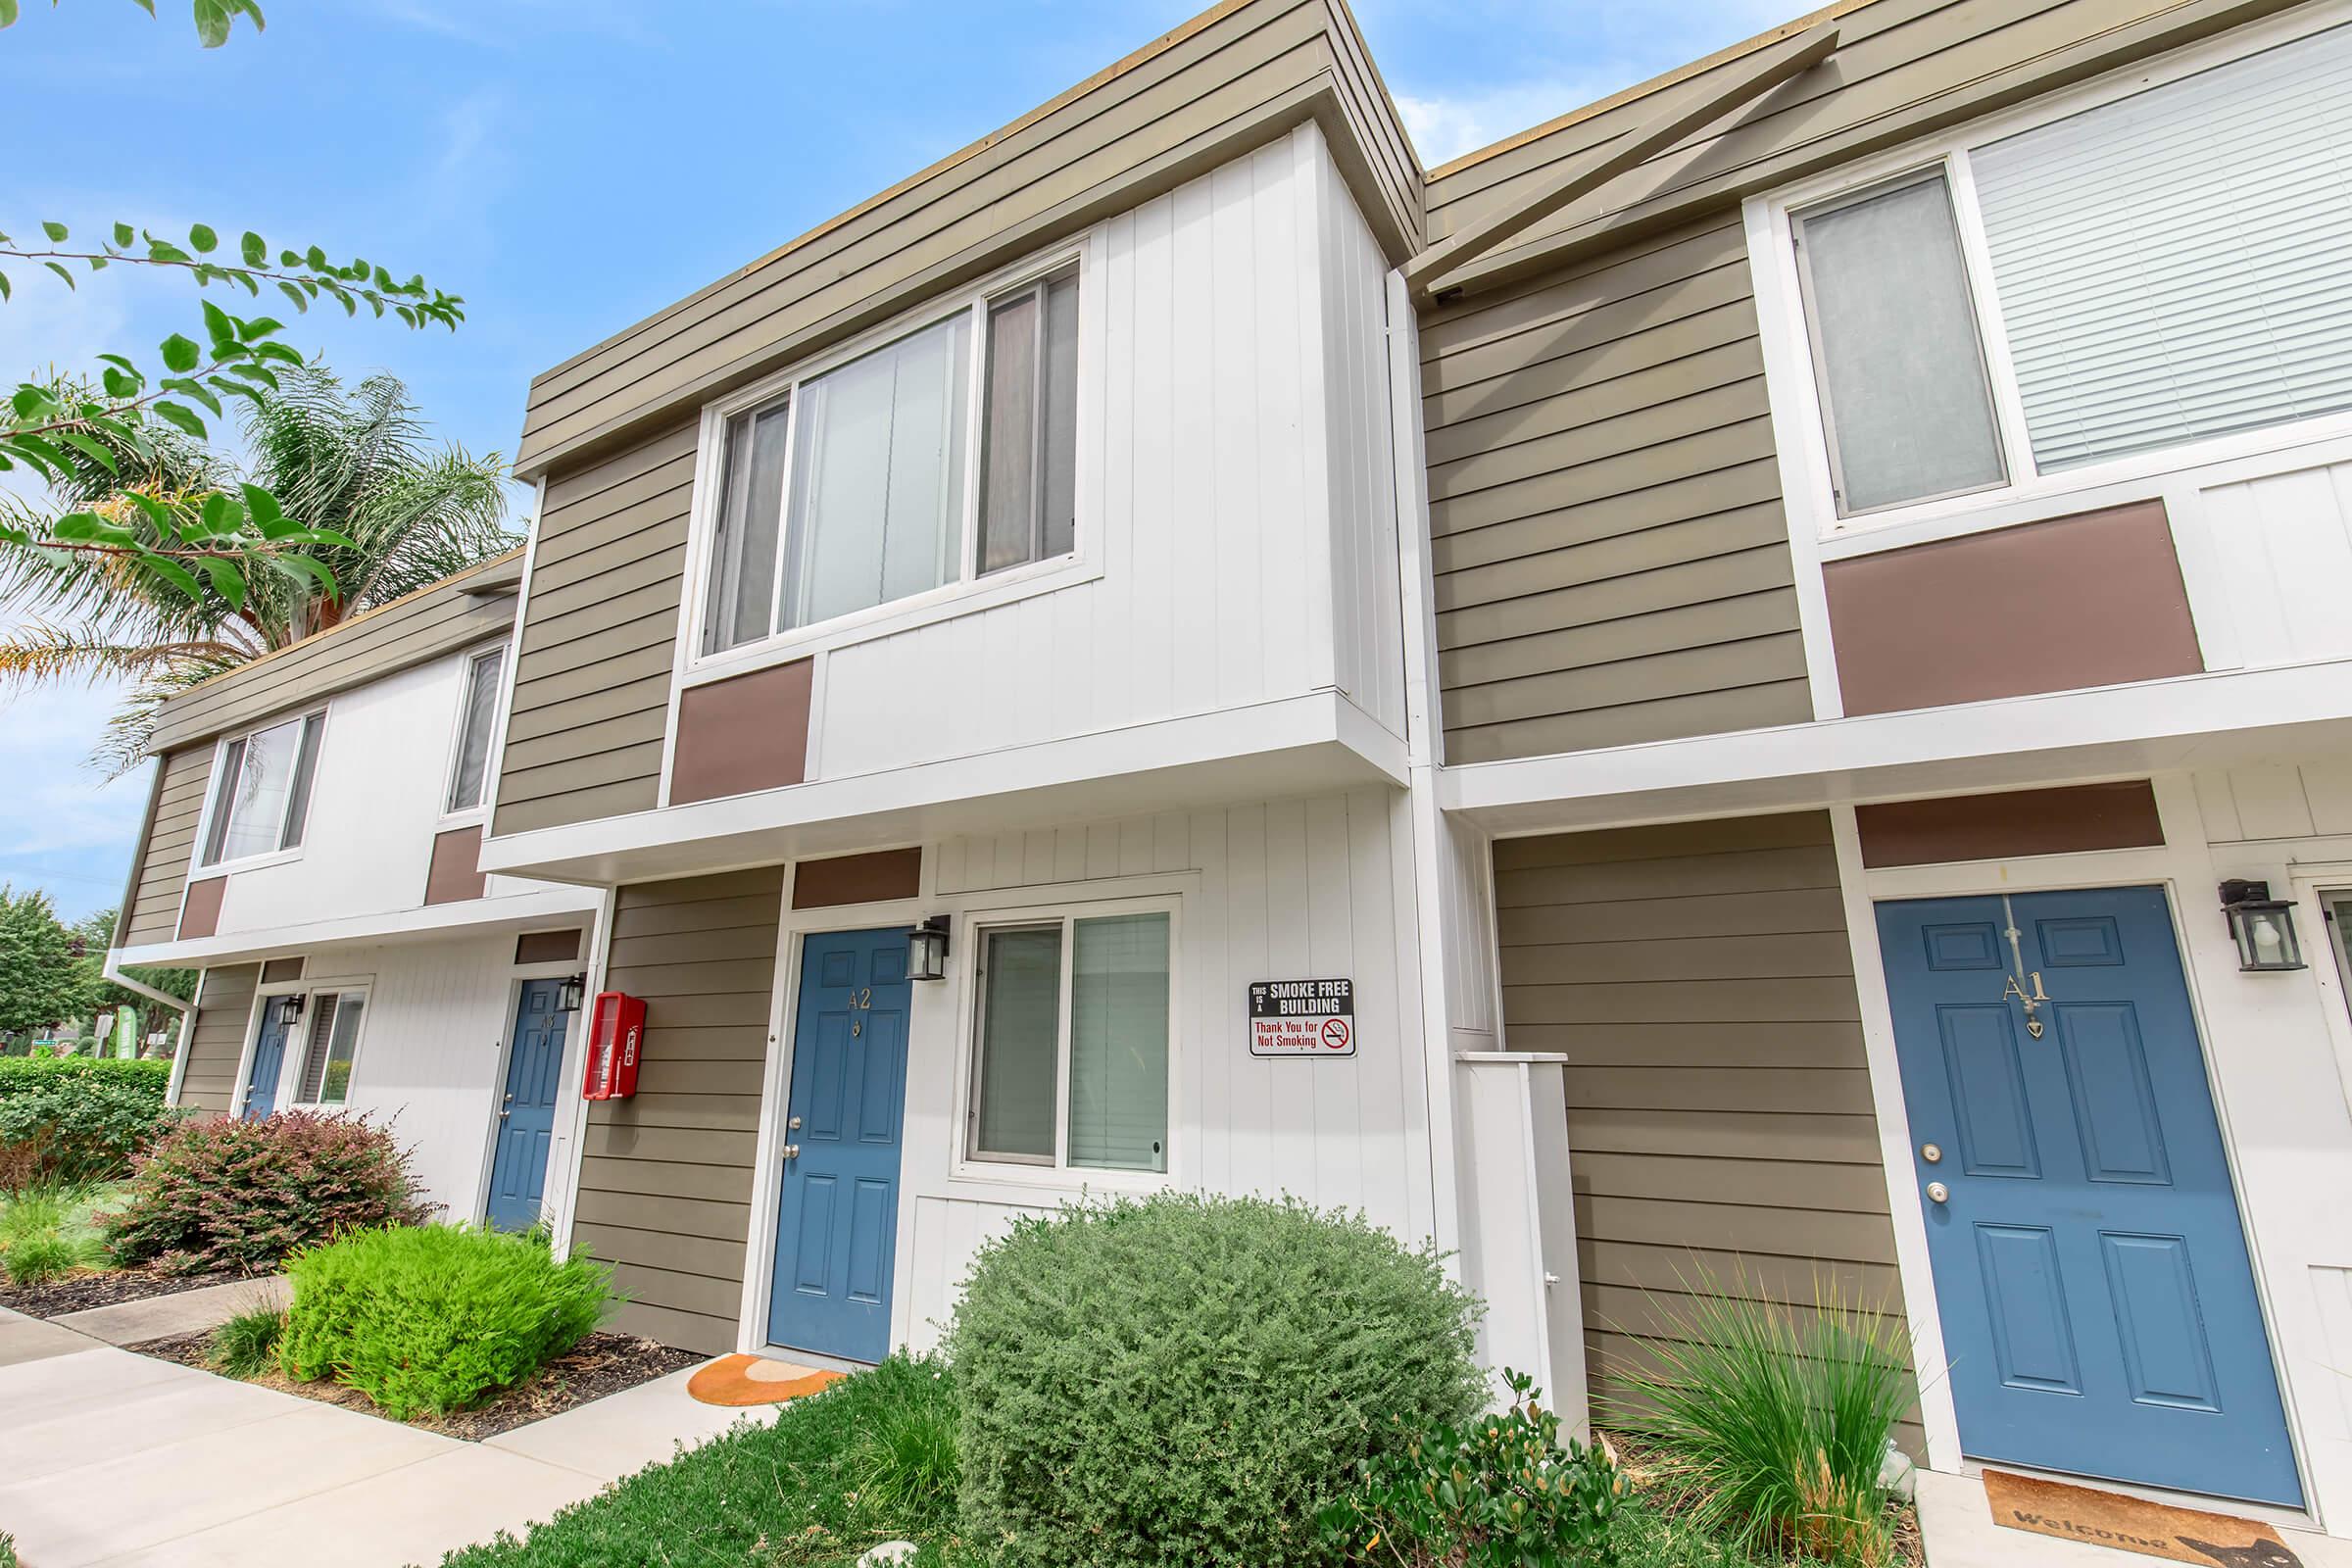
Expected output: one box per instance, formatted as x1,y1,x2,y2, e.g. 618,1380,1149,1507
1321,1018,1351,1051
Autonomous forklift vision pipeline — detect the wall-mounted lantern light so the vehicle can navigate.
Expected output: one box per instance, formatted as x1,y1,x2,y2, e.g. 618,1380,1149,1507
908,916,952,982
2221,879,2306,972
556,973,589,1012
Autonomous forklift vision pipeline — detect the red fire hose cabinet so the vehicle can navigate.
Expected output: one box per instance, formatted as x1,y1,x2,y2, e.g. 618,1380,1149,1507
582,992,646,1101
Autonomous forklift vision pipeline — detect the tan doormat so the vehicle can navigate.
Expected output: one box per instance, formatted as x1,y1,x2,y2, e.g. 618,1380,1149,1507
1984,1470,2303,1568
685,1352,846,1407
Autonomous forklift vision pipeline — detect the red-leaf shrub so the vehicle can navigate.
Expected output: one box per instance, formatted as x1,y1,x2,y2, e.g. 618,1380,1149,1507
104,1111,432,1274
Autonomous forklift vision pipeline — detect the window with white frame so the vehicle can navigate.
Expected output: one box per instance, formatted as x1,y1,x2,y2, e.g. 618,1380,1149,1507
1788,20,2352,520
290,989,368,1105
966,908,1170,1174
446,646,506,813
200,710,324,867
700,260,1082,658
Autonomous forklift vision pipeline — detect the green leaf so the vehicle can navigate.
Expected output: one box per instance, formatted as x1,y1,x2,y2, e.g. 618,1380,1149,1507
150,400,208,439
0,271,11,303
236,315,282,342
188,223,218,254
239,483,285,530
115,221,137,248
101,367,141,399
85,256,107,272
49,512,125,544
251,341,302,366
160,333,202,373
208,375,264,408
141,555,202,600
55,430,120,475
304,245,328,270
199,491,245,538
0,438,58,479
199,556,247,608
282,527,361,551
161,376,222,417
200,298,237,350
115,489,172,530
193,0,230,47
0,0,20,29
270,551,339,597
222,362,278,389
7,433,72,471
42,262,74,289
40,220,66,243
146,240,191,265
275,280,310,314
11,384,53,418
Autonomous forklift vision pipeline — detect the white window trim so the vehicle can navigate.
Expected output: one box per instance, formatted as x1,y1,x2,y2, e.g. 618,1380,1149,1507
674,237,1101,691
191,706,330,877
438,641,510,826
950,892,1181,1193
1748,3,2352,555
236,970,374,1116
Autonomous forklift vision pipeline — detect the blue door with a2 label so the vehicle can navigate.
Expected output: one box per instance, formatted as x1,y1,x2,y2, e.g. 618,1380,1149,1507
241,995,301,1120
1878,886,2298,1505
485,979,571,1231
768,928,910,1363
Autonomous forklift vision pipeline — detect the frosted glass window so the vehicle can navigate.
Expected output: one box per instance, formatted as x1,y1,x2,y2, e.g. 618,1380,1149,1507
972,925,1061,1162
1795,173,2007,513
1971,24,2352,469
781,313,972,631
447,648,505,812
203,712,323,865
1067,913,1169,1173
977,268,1080,575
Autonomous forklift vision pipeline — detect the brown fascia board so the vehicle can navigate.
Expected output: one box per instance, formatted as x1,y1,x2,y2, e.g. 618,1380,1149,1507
514,73,1382,482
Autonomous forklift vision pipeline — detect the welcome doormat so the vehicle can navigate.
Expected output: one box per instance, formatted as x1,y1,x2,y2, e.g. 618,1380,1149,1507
1984,1470,2303,1568
685,1353,847,1407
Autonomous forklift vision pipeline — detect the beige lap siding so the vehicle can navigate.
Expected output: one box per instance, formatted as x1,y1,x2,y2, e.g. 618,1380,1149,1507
1493,811,1921,1451
121,748,215,948
175,965,260,1115
570,866,785,1354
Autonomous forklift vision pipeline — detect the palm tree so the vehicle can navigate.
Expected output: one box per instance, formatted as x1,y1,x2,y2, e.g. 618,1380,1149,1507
0,365,518,770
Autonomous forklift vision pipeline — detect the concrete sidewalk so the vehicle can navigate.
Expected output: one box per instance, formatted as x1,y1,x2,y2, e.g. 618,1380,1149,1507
0,1306,774,1567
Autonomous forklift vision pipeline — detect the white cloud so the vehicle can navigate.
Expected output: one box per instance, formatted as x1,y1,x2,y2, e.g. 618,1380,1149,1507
1397,80,1620,168
0,678,152,922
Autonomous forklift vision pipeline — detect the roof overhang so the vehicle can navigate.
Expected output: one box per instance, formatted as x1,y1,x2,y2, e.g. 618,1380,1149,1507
1443,660,2352,838
112,887,605,973
480,691,1408,887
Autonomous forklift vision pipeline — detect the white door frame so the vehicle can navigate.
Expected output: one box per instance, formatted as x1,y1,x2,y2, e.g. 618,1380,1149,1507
467,956,589,1228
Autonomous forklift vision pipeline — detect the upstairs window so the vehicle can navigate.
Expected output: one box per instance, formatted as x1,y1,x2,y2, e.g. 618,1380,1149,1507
201,711,324,867
446,646,506,813
1788,21,2352,519
700,260,1082,658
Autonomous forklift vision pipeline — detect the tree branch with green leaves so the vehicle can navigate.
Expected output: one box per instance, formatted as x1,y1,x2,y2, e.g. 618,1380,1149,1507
0,0,266,50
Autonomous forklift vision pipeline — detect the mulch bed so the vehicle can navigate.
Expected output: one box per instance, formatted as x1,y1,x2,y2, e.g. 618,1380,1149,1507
132,1329,705,1442
0,1266,243,1317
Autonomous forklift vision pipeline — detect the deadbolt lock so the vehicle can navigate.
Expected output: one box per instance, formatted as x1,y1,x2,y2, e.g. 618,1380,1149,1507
788,1116,802,1131
1921,1143,1942,1164
1926,1181,1949,1204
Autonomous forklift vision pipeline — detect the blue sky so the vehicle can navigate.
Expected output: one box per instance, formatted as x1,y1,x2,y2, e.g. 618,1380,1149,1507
0,0,1791,924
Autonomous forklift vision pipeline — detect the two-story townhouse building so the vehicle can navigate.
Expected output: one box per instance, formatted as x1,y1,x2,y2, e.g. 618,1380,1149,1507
110,553,605,1224
102,0,2352,1544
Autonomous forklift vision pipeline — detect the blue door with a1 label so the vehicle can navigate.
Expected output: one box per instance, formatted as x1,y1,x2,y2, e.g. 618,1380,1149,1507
486,979,571,1231
768,928,910,1363
241,995,301,1120
1878,886,2298,1505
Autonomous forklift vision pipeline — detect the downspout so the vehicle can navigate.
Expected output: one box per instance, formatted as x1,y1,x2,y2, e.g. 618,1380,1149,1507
102,954,193,1018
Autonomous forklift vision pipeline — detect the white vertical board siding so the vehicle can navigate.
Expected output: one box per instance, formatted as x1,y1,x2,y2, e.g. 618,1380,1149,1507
811,124,1402,781
302,936,547,1220
2194,759,2352,843
2190,451,2352,670
897,786,1434,1351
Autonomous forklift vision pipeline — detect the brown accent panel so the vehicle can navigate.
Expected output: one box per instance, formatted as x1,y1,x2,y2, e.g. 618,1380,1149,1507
670,660,814,807
792,849,922,910
1826,503,2200,716
573,865,785,1353
424,826,488,906
1494,811,1920,1453
515,929,584,965
1856,782,2165,868
177,964,259,1114
260,956,305,984
178,878,226,941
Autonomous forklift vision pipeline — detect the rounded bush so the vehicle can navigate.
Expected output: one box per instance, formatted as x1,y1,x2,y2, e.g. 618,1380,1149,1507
105,1109,429,1273
946,1192,1483,1568
278,1223,612,1418
0,1076,180,1185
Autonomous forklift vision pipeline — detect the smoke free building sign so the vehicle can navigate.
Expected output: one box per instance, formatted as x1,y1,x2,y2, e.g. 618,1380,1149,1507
1248,978,1355,1057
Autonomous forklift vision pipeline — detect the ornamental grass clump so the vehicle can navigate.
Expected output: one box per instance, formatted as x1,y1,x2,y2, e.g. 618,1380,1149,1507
1605,1268,1913,1568
104,1109,429,1273
947,1191,1484,1568
278,1223,612,1419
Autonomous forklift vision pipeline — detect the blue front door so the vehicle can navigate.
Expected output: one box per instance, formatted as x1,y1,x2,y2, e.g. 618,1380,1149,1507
241,995,299,1120
768,928,910,1363
1879,887,2298,1504
486,979,570,1231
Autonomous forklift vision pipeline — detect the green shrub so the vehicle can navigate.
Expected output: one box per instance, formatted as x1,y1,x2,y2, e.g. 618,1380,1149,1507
4,1230,101,1285
277,1224,612,1418
1605,1269,1911,1568
210,1304,287,1378
1323,1368,1623,1568
105,1109,429,1273
0,1057,171,1100
947,1192,1483,1568
0,1179,115,1284
0,1073,181,1185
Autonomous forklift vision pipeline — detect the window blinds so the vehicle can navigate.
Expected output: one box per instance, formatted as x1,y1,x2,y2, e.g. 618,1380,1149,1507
1971,23,2352,471
1066,913,1170,1173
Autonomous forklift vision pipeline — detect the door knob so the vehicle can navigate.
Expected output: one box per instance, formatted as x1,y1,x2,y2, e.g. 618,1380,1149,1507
782,1143,801,1160
1921,1143,1942,1164
1926,1182,1949,1204
788,1116,802,1131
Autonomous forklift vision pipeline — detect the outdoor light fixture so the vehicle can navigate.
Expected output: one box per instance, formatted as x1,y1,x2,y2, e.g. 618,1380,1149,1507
556,973,589,1012
282,992,307,1019
2221,880,2306,971
908,915,951,982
